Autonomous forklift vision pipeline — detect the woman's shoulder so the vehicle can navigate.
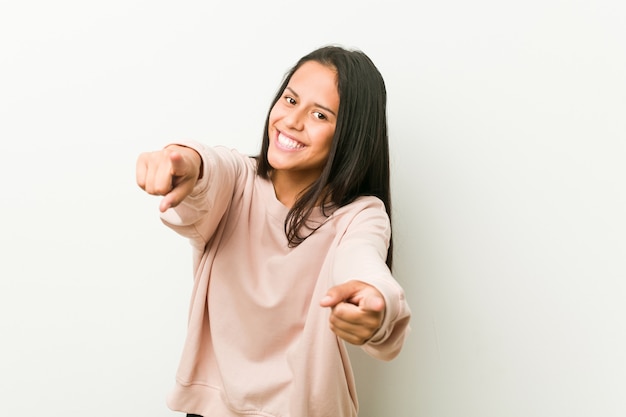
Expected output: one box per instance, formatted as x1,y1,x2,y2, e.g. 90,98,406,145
327,195,390,231
333,195,388,216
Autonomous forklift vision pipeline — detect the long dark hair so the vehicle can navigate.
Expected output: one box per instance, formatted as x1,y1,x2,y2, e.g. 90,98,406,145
256,45,393,268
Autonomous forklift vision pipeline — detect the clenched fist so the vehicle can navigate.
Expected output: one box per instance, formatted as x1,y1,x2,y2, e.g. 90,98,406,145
136,145,203,212
320,280,385,345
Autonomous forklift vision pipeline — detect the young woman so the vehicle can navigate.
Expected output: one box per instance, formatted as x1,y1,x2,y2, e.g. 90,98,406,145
136,45,411,417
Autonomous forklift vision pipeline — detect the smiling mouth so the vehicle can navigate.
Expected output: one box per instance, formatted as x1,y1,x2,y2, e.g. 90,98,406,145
277,132,305,150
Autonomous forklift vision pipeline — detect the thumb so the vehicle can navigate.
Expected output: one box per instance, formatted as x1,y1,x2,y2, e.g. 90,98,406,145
360,293,385,313
320,280,367,308
168,151,189,177
321,280,386,312
320,283,352,307
158,149,200,212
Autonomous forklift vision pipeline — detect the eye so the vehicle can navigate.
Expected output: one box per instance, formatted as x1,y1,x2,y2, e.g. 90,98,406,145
313,111,327,120
284,96,296,105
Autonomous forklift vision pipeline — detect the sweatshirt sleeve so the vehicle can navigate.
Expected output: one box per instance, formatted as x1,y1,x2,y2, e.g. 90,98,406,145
332,198,411,361
159,140,248,252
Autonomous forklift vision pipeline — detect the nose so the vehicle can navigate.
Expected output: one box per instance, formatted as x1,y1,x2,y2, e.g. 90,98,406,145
283,107,306,131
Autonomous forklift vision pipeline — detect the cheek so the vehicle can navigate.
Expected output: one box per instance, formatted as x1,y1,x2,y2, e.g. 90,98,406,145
267,119,278,141
320,128,335,153
267,105,280,128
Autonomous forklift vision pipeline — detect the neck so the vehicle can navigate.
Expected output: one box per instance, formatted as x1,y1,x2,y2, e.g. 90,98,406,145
271,170,317,209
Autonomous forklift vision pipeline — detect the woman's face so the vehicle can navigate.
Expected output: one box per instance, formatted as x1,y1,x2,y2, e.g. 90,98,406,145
267,60,339,184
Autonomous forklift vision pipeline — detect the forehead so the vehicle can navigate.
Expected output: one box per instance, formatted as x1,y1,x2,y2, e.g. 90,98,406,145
288,61,339,105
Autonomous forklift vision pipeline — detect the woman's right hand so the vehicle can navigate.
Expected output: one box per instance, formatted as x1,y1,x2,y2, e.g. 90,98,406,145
136,145,203,212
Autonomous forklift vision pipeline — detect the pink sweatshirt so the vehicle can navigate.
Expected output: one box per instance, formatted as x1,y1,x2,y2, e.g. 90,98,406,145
160,141,411,417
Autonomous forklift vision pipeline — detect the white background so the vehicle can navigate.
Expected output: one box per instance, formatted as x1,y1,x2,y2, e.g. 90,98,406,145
1,1,625,416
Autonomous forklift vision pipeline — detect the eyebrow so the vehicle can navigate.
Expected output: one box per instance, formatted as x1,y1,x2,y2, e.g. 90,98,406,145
286,86,337,117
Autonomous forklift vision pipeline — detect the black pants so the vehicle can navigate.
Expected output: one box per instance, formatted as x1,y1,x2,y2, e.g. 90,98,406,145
187,415,202,417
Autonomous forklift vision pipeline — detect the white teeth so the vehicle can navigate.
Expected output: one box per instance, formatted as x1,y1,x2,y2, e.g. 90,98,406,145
278,133,304,150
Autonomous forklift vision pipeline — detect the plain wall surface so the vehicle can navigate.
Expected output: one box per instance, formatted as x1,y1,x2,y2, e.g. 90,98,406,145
1,1,624,416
